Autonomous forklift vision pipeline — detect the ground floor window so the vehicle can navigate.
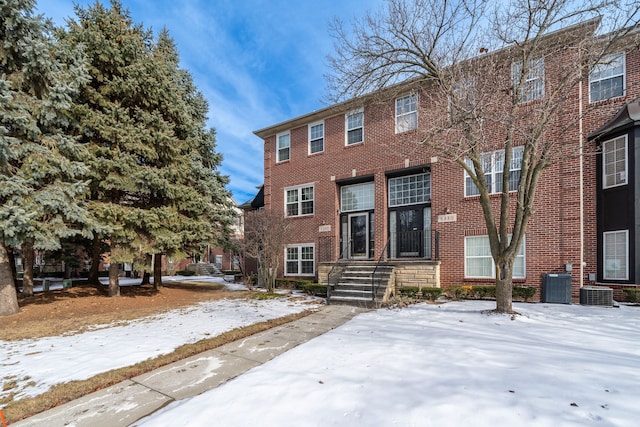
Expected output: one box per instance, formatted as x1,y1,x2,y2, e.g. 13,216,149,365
285,244,315,276
215,255,223,269
464,235,525,278
603,230,628,280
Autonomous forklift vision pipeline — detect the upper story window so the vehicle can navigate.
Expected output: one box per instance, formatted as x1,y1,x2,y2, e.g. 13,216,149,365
511,57,544,103
341,181,374,212
590,52,625,103
309,122,324,154
346,110,364,145
285,184,314,217
450,78,476,121
389,173,431,207
277,132,290,162
465,146,523,197
395,94,418,133
603,135,627,189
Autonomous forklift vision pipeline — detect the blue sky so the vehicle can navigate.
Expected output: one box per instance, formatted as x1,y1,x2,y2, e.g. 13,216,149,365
36,0,382,204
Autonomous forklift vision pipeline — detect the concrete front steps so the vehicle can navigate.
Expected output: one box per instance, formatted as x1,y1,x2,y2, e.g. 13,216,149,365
187,263,223,276
328,262,393,307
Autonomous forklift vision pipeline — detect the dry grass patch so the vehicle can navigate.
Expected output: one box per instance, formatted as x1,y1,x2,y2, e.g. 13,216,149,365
0,283,250,341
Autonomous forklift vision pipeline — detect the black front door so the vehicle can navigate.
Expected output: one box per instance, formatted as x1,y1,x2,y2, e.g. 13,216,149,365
395,207,423,257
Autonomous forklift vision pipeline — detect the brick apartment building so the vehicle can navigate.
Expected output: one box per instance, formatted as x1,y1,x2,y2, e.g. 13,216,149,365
254,22,640,303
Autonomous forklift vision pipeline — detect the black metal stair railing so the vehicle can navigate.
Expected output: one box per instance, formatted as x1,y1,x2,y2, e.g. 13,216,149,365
371,237,391,302
326,239,351,300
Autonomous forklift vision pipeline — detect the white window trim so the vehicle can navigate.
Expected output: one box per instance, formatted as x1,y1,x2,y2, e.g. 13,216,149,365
512,57,544,103
395,93,418,134
308,121,324,155
589,52,626,103
464,146,523,197
464,235,526,279
285,243,315,276
345,109,364,146
284,183,315,217
602,134,628,189
603,230,629,281
276,131,290,163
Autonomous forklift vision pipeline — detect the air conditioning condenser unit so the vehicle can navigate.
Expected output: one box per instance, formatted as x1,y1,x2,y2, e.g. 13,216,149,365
542,274,572,304
580,286,613,307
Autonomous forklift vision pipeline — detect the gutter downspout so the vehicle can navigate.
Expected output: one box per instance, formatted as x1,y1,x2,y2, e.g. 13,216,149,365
579,72,585,289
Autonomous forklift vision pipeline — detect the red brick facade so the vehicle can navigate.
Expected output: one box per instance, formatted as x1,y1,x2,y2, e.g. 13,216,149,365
255,31,640,299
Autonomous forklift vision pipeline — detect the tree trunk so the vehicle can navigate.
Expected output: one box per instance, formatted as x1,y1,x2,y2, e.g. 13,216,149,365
260,266,276,292
63,261,71,279
21,242,35,297
495,260,514,313
108,262,120,297
0,243,20,316
153,253,162,290
8,246,17,291
88,237,101,286
141,271,150,285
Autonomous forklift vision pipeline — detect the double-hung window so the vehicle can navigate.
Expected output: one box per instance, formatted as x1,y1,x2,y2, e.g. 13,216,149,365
512,57,544,103
277,132,290,162
285,244,315,276
450,78,476,121
395,94,417,133
346,110,364,145
465,235,526,279
309,122,324,154
590,52,625,103
603,230,628,280
603,135,627,188
285,184,314,217
465,146,523,197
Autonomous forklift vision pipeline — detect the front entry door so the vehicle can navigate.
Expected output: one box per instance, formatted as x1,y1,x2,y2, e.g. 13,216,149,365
349,213,369,259
396,208,422,257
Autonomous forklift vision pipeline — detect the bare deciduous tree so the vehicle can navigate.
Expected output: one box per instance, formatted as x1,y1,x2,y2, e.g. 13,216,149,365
240,210,290,292
328,0,640,313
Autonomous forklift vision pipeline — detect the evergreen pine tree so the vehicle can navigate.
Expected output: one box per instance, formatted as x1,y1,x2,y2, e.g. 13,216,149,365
143,29,233,289
0,0,91,315
63,1,233,295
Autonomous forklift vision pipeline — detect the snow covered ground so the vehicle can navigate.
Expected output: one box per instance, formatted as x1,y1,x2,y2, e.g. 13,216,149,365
4,286,640,426
26,275,245,293
135,301,640,427
1,277,320,401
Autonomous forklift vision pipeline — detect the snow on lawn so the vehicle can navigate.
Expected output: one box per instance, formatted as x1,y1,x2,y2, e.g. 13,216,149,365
27,275,241,293
138,301,640,427
1,283,321,401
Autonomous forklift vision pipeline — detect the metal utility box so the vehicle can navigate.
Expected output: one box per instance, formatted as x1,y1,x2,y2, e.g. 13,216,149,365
580,286,613,307
541,274,572,304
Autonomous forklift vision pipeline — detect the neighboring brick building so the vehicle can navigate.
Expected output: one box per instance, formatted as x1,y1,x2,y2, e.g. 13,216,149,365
254,23,640,303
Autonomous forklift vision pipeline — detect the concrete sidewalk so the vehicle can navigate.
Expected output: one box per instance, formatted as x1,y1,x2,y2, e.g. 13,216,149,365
13,305,367,427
